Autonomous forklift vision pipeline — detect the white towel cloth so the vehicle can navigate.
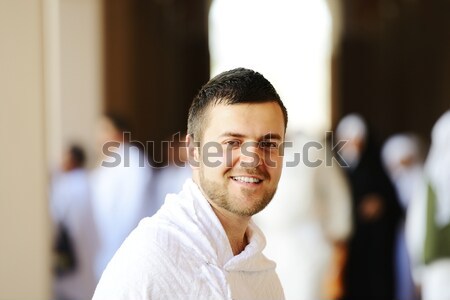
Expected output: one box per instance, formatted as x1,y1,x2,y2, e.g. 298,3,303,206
93,179,284,300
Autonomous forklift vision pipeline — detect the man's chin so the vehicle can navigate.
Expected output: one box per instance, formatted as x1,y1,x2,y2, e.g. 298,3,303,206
230,197,273,217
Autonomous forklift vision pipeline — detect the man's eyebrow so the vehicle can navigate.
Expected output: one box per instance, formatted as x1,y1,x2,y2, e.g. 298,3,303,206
219,132,283,141
261,133,282,141
219,132,247,138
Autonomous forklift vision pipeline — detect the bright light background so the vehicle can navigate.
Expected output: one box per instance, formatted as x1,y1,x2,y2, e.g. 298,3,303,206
209,0,332,135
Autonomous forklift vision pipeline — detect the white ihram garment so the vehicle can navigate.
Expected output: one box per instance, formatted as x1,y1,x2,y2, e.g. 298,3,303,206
93,179,284,300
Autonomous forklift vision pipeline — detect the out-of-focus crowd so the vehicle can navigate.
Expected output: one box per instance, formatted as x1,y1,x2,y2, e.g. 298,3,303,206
50,110,450,300
49,113,191,300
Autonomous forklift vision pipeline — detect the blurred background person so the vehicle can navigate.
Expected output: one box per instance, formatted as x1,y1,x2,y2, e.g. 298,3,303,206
255,131,352,300
152,133,192,209
381,133,425,300
336,113,402,300
50,145,97,300
406,110,450,300
90,113,154,281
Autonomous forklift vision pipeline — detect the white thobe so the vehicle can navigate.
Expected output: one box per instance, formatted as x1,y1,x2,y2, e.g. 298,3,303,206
50,169,97,300
93,179,284,300
91,144,153,280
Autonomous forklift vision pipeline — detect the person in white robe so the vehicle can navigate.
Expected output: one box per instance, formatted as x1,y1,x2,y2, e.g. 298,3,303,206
90,114,153,281
406,110,450,300
93,68,287,299
93,179,284,300
50,145,98,300
381,133,424,300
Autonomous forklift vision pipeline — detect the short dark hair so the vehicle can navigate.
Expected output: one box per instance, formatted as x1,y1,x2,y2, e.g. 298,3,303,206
187,68,288,140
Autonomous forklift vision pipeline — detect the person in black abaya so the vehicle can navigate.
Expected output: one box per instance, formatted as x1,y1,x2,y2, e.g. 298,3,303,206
336,114,403,300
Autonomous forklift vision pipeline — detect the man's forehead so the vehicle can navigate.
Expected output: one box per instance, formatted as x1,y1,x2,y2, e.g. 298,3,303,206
207,101,283,118
203,102,285,139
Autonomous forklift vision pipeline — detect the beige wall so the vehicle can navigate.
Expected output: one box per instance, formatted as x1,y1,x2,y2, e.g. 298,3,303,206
0,0,51,299
0,0,103,298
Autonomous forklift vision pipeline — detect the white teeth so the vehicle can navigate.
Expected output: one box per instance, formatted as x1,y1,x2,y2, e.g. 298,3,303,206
232,176,261,183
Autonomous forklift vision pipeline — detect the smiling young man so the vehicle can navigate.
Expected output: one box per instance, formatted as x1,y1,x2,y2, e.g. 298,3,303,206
93,68,288,300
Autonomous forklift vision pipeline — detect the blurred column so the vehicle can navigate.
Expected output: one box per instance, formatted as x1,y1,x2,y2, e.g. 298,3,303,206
0,0,51,298
45,0,103,168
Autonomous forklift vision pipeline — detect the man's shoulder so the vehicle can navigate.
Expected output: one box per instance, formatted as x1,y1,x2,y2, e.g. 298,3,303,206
127,215,186,248
93,217,205,300
123,212,204,261
112,188,217,267
99,215,205,277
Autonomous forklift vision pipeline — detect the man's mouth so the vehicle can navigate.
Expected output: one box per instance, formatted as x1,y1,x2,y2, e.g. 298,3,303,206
231,176,262,184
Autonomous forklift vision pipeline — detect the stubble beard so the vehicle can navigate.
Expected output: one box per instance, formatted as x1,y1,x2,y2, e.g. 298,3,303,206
198,166,277,217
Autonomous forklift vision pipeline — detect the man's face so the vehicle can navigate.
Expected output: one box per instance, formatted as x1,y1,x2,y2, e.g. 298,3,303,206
192,102,285,217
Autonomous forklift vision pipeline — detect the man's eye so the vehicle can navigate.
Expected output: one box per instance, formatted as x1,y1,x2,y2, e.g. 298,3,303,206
260,141,278,149
225,140,241,147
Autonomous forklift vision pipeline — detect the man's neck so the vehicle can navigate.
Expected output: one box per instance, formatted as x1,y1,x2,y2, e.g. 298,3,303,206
192,175,251,255
209,204,250,255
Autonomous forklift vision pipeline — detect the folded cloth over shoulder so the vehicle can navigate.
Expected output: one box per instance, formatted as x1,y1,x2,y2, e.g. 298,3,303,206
92,179,284,300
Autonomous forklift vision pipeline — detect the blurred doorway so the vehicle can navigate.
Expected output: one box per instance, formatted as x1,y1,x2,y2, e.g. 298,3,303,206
209,0,333,135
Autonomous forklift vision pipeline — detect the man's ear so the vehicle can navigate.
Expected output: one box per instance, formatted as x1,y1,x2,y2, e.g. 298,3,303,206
186,134,200,169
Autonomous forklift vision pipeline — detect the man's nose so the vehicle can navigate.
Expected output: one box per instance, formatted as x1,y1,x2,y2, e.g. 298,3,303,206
239,142,262,168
